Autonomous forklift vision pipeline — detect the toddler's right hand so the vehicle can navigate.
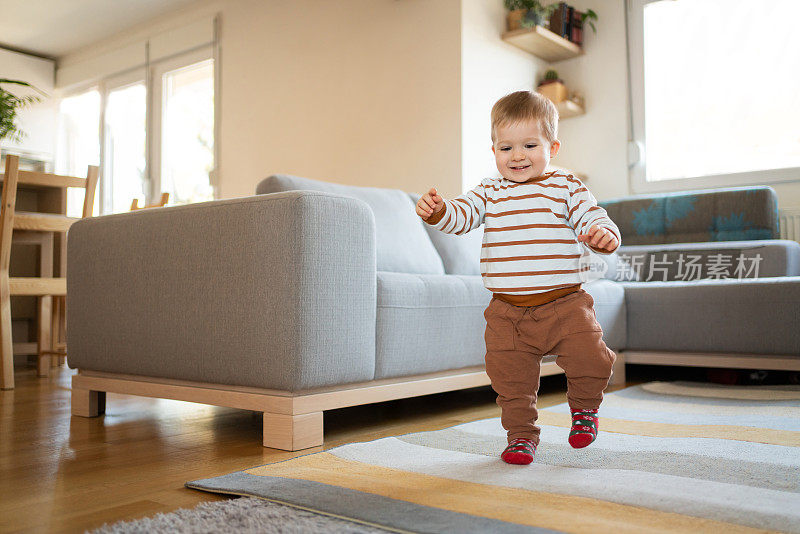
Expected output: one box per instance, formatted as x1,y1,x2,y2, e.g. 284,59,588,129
416,187,445,220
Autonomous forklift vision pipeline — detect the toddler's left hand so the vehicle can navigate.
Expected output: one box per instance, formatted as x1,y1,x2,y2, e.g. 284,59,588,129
577,225,619,253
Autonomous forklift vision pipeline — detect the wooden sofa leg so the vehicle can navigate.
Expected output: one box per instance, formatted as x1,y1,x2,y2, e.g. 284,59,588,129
262,412,323,451
608,351,626,388
72,387,106,417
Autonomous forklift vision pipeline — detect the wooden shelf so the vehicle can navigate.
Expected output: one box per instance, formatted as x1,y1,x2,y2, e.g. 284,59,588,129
556,99,585,119
501,25,583,62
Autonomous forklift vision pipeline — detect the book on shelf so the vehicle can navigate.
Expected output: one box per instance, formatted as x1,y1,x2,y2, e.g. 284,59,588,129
571,8,584,46
548,2,585,47
566,5,574,43
549,2,569,39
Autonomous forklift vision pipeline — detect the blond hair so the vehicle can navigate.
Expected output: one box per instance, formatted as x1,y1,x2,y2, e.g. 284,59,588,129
490,90,558,144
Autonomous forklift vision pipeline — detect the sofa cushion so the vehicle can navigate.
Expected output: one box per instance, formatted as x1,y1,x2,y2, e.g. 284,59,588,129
409,192,483,275
583,249,640,282
617,240,800,282
607,251,640,282
374,274,626,380
620,276,800,354
257,175,444,275
599,186,779,245
582,279,627,351
375,271,491,379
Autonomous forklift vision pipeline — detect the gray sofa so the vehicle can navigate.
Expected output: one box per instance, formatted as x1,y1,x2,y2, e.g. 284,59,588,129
599,185,800,372
67,176,800,450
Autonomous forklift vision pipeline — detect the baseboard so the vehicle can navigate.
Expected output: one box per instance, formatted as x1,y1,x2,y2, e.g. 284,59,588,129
619,351,800,371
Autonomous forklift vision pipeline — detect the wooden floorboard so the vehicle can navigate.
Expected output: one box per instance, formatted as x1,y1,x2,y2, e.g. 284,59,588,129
0,362,661,533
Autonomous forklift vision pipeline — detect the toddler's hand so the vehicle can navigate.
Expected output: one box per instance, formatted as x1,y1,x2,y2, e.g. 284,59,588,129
416,187,445,220
577,225,619,253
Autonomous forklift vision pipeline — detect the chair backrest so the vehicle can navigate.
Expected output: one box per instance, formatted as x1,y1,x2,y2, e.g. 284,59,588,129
0,155,100,275
130,192,169,211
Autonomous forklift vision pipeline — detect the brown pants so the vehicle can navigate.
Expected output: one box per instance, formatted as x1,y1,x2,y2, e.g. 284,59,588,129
483,289,616,445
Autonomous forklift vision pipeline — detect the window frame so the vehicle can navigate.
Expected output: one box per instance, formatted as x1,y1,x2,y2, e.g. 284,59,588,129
626,0,800,194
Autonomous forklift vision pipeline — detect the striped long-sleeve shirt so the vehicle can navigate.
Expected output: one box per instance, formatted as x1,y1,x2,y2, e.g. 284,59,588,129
425,170,621,306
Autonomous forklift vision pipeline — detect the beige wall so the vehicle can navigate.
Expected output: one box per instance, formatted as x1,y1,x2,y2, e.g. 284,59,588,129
58,0,463,200
770,180,800,211
220,0,462,199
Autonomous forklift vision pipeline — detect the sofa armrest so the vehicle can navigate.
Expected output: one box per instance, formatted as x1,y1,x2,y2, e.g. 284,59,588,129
66,191,377,391
617,239,800,282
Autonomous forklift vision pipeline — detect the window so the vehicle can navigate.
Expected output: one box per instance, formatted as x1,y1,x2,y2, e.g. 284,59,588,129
627,0,800,193
56,89,101,217
56,52,216,214
105,79,147,214
160,59,215,206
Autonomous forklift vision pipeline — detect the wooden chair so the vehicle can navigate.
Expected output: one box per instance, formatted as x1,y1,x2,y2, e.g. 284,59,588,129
45,288,68,368
45,189,139,367
41,188,167,375
130,192,169,211
0,155,99,390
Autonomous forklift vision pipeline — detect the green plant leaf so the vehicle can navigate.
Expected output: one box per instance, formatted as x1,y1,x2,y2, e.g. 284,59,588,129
0,79,48,141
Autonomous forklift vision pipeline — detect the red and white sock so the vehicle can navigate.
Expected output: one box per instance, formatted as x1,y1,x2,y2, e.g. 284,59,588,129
500,438,537,465
569,408,599,448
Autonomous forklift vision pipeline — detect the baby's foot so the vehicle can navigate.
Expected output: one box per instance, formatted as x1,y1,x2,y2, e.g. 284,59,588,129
500,438,537,464
569,408,599,448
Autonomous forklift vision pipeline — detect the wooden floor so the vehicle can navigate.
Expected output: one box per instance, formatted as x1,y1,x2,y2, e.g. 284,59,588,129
0,363,647,533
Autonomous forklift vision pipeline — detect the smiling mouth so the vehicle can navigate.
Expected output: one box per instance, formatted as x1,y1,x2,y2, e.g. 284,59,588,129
510,165,530,171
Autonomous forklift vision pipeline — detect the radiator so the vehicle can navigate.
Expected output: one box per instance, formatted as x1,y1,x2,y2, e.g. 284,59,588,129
779,208,800,243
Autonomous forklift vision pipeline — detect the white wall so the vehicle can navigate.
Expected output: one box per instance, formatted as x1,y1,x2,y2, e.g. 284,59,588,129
0,48,57,163
554,0,800,209
460,0,631,202
545,0,630,202
58,0,463,200
460,0,546,193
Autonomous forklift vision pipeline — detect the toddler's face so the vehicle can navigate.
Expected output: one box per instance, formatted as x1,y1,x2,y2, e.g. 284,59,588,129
492,120,560,183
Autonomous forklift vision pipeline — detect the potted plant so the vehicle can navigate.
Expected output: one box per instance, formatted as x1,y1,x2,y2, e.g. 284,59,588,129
0,79,46,142
568,8,599,46
536,69,568,104
581,9,599,34
504,0,558,31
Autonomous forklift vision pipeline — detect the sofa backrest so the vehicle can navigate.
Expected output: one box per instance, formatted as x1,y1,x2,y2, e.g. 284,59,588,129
408,192,483,276
598,186,779,246
256,175,444,275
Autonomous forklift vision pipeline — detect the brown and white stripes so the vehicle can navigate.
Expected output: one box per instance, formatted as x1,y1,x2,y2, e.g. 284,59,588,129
425,171,621,297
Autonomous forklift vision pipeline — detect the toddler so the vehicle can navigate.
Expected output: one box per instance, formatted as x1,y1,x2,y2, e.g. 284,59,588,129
415,90,620,465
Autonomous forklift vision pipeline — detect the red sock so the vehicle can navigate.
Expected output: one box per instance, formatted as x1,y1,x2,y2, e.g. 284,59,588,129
569,408,598,448
500,438,537,465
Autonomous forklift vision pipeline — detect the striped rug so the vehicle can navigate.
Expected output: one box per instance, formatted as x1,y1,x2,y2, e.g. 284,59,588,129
188,381,800,533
